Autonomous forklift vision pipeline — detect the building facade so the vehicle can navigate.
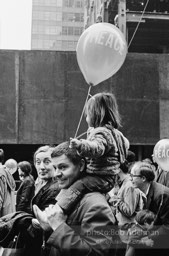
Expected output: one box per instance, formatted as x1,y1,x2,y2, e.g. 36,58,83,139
31,0,84,51
84,0,169,53
84,0,105,28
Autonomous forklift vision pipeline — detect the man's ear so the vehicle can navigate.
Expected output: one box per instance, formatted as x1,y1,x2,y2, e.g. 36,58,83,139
142,176,146,182
79,159,86,172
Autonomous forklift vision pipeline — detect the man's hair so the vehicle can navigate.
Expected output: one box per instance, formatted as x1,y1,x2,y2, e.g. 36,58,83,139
142,158,153,164
0,149,4,164
34,145,54,163
127,150,136,163
120,151,136,174
18,161,32,176
132,161,155,182
136,209,156,225
51,141,85,166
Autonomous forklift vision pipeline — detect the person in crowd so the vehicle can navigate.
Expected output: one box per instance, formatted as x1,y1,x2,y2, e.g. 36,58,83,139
142,158,157,174
4,158,18,175
22,145,60,256
108,150,136,199
0,149,16,217
109,164,146,226
16,161,35,213
142,158,153,164
56,92,129,214
108,160,146,256
33,141,117,256
130,161,169,256
155,165,169,187
126,150,136,173
121,209,155,256
143,156,169,188
31,145,60,210
0,146,60,256
151,154,169,187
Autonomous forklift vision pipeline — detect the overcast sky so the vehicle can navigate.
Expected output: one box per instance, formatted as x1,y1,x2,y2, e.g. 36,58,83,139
0,0,32,50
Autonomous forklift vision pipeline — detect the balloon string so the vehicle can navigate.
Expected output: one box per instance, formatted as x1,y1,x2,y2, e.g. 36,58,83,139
128,0,150,49
74,84,92,138
76,131,87,139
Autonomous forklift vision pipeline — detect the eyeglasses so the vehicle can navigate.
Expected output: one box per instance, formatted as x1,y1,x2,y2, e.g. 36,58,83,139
19,174,25,177
130,174,142,178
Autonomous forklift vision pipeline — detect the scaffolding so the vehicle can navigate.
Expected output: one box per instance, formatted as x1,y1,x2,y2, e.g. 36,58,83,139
83,0,169,53
118,0,169,38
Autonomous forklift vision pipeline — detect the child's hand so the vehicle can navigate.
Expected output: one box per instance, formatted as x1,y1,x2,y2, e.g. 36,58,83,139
69,138,81,149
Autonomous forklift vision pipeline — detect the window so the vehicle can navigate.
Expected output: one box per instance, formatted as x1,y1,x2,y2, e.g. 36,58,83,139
74,13,84,22
62,26,83,36
33,11,62,21
67,41,75,49
74,27,82,36
63,12,75,22
32,25,45,33
45,27,56,34
45,26,62,35
75,0,83,8
63,0,74,7
62,40,75,50
62,27,68,35
68,27,74,35
53,40,62,49
62,12,83,22
43,0,57,6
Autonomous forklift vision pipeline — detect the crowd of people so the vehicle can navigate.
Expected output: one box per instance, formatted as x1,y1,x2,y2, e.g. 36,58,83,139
0,92,169,256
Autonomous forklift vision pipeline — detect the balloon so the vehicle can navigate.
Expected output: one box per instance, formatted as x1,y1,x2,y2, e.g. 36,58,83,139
76,22,127,86
153,139,169,171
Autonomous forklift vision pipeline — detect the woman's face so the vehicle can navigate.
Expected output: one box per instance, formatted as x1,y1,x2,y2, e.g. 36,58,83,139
35,150,55,181
18,168,25,182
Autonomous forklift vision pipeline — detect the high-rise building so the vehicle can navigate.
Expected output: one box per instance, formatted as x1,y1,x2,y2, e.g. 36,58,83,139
31,0,84,51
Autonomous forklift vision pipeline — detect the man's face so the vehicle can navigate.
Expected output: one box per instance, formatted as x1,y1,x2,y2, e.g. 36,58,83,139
35,151,55,181
52,154,81,189
130,164,144,191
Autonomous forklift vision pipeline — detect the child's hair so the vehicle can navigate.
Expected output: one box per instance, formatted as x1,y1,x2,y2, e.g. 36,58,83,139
85,92,121,128
135,209,156,225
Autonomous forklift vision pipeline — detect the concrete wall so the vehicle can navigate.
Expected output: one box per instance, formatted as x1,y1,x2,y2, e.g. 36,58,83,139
0,50,168,145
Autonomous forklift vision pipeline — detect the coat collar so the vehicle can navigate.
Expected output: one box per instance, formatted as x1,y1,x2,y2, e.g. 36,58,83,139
146,182,154,208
